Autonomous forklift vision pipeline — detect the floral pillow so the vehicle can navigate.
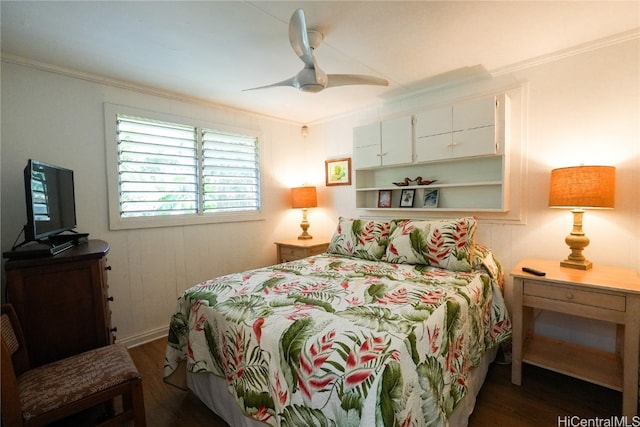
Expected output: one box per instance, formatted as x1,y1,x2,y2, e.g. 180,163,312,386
384,217,477,271
473,243,504,288
327,217,391,261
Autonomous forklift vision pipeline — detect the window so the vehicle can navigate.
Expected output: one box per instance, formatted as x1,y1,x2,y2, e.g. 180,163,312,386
104,104,262,230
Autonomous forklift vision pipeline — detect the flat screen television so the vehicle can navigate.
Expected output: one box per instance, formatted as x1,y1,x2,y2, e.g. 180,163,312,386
23,159,77,242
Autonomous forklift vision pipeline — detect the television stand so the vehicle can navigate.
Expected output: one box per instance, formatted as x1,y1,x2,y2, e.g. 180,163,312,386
48,239,76,255
2,232,89,260
48,232,90,247
4,239,114,366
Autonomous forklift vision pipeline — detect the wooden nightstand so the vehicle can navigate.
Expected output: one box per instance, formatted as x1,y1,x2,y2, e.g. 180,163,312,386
510,259,640,417
275,239,330,263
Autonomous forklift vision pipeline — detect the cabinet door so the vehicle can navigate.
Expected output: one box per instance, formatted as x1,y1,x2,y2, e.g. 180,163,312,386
452,126,497,158
415,107,453,162
452,96,497,158
453,97,495,131
415,106,451,137
381,116,413,166
353,122,381,169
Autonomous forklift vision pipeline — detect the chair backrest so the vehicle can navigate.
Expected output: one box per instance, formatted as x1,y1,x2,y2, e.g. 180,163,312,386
1,304,28,426
1,304,30,375
1,313,20,353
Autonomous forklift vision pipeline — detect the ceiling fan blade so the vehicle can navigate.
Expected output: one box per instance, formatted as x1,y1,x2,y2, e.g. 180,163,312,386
242,76,297,91
326,74,389,88
244,8,387,94
289,8,314,67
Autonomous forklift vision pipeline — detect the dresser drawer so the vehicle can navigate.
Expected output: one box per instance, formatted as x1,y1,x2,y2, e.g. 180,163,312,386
524,281,626,311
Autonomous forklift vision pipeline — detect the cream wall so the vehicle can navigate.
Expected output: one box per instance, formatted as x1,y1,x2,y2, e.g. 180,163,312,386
0,61,307,344
305,37,640,351
1,35,638,349
310,37,639,268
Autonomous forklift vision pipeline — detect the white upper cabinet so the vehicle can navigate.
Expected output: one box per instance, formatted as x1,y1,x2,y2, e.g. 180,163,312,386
352,91,514,214
415,94,509,162
353,122,381,169
413,107,452,161
353,116,412,169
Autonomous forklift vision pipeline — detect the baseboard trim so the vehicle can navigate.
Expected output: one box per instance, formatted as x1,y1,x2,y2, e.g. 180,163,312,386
118,325,168,348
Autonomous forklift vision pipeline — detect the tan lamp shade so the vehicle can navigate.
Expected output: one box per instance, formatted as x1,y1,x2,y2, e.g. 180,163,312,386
549,165,615,208
291,186,317,209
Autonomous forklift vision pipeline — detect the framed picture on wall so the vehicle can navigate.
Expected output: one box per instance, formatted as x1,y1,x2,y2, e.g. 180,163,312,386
423,189,439,208
378,190,392,208
325,158,352,186
400,189,415,207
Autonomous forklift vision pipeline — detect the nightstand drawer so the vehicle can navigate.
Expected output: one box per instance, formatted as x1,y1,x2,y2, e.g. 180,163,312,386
524,281,626,311
275,240,330,263
280,246,307,261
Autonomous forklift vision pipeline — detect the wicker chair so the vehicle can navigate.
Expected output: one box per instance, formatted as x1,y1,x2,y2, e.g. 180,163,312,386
1,304,146,426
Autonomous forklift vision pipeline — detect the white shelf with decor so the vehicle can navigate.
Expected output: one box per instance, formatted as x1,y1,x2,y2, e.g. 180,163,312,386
354,93,510,213
355,155,508,211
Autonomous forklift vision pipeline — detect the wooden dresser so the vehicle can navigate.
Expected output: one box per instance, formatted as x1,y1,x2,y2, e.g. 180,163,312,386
5,239,115,367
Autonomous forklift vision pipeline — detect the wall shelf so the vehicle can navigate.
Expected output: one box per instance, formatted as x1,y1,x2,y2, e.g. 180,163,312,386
355,155,508,211
357,181,503,192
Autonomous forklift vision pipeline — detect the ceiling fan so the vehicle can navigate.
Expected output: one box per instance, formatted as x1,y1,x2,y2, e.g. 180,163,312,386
244,8,389,93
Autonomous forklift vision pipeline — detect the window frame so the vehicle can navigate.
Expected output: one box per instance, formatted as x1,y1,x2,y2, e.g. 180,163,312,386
104,103,264,230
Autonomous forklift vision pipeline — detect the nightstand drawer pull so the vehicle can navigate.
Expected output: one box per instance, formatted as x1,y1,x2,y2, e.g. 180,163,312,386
566,293,574,300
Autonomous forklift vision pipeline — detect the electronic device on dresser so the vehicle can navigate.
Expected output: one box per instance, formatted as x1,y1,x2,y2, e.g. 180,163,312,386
3,159,89,260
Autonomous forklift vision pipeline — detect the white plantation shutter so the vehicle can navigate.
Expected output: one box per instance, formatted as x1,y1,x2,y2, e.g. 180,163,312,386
202,129,260,212
117,115,198,217
114,113,260,220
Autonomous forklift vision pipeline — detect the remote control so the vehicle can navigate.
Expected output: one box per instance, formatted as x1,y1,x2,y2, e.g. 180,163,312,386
522,267,546,276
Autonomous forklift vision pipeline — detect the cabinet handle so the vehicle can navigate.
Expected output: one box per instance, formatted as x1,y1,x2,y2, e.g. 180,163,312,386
105,265,112,271
566,293,574,300
110,327,118,333
108,296,114,302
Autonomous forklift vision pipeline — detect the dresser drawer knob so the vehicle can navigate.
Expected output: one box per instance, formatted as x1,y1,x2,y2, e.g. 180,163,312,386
105,265,112,271
108,296,114,302
566,293,574,300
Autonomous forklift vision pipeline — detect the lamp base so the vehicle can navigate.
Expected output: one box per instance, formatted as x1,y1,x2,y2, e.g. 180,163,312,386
560,259,592,270
298,223,312,240
560,208,592,270
298,209,312,240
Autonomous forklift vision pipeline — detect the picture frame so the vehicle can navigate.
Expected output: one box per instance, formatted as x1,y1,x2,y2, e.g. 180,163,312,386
423,189,439,208
377,190,392,208
325,158,352,186
400,189,415,207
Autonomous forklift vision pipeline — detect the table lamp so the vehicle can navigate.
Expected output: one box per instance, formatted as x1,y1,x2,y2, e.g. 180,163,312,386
291,186,317,240
548,165,615,270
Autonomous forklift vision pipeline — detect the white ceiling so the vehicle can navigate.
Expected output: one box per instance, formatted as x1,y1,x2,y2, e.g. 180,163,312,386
2,1,639,124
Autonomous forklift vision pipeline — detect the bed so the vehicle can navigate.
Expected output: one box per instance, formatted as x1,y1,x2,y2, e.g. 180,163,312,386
164,217,511,427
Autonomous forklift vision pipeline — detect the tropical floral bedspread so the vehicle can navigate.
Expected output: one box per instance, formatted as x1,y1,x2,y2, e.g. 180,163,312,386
164,252,511,427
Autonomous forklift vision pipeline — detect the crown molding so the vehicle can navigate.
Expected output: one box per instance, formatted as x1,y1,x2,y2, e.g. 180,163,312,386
0,54,301,126
491,28,639,76
2,28,638,126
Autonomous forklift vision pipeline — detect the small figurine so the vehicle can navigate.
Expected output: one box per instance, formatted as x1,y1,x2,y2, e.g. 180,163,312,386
393,177,437,186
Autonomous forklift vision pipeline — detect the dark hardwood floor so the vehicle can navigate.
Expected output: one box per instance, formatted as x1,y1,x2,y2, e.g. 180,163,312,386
54,336,627,426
